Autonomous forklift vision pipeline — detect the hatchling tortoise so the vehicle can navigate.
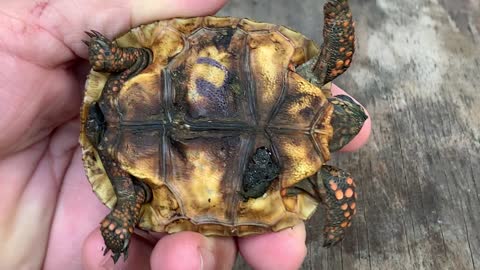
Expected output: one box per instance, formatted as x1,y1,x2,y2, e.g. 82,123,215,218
80,0,367,262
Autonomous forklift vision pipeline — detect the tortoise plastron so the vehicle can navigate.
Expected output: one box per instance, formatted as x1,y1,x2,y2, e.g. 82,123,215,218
80,0,367,262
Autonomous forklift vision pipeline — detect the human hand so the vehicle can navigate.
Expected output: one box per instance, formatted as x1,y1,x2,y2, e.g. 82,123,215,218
0,0,371,269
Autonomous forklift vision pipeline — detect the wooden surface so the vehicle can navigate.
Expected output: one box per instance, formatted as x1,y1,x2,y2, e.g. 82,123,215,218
218,0,480,269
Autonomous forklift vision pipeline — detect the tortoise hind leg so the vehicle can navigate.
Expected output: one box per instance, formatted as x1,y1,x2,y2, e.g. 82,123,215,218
317,165,357,246
297,0,355,87
97,151,152,263
285,165,357,246
314,0,355,85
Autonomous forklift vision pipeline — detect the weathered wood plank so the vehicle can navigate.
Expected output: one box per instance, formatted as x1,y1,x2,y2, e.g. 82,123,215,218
219,0,480,269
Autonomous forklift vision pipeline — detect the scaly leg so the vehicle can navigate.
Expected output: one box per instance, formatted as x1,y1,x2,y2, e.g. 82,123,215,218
298,0,355,86
84,31,153,262
84,30,152,73
314,0,355,85
285,165,357,246
98,154,151,262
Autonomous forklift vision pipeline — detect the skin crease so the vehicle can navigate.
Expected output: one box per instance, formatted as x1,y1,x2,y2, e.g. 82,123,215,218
0,0,371,269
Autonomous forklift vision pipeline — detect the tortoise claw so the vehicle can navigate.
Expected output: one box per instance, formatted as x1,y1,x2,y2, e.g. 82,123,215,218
111,252,121,264
104,245,129,263
84,30,112,49
91,30,104,38
82,40,90,46
85,30,107,39
323,236,344,247
103,246,110,256
123,247,129,262
85,31,96,38
103,244,129,264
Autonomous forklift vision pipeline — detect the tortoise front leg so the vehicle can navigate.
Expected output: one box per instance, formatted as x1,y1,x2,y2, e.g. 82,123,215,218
285,165,357,246
84,30,152,73
84,31,152,109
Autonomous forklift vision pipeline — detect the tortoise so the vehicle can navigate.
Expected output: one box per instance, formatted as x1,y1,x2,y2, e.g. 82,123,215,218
80,0,367,262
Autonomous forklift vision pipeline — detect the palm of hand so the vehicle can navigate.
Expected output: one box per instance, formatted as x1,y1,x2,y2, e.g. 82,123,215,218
0,1,117,268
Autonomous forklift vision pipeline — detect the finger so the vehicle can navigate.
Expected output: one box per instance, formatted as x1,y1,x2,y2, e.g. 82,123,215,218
331,84,372,152
82,227,153,270
237,223,307,270
43,147,110,269
150,232,236,270
131,0,227,26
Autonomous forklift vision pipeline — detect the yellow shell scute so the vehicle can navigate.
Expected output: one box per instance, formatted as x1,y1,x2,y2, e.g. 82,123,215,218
278,26,304,46
297,194,318,219
315,103,334,161
282,196,298,212
248,31,294,125
279,25,319,64
139,185,180,231
204,16,240,28
80,70,113,207
285,72,328,125
273,134,324,188
83,71,107,102
170,17,204,35
239,18,276,32
184,150,225,212
80,139,117,208
237,188,288,227
116,23,159,48
187,46,232,105
151,29,184,67
115,128,164,187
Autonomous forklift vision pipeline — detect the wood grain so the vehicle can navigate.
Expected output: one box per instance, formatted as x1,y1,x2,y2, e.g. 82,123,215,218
218,0,480,269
